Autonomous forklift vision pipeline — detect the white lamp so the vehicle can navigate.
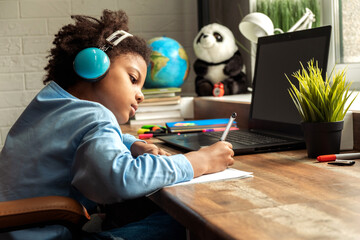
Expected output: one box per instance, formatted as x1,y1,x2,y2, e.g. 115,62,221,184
239,8,315,43
288,8,315,32
239,12,275,43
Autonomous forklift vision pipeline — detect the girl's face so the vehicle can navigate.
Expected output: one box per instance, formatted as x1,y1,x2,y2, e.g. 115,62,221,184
93,53,147,124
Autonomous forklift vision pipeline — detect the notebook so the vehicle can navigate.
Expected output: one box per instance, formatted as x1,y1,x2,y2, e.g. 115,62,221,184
166,118,238,133
157,26,332,155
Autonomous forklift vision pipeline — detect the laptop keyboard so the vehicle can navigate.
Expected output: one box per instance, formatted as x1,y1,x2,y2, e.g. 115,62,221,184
203,131,287,146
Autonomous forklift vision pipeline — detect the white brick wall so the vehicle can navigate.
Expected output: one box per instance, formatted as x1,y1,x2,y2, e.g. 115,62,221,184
0,0,198,148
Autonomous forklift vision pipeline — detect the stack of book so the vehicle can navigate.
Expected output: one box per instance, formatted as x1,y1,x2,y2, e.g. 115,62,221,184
129,88,184,125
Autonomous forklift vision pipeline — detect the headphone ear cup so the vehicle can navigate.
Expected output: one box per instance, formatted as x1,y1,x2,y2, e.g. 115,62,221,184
73,48,110,82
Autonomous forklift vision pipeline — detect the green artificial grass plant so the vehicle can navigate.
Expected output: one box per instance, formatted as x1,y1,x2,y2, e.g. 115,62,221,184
287,60,358,122
256,0,321,32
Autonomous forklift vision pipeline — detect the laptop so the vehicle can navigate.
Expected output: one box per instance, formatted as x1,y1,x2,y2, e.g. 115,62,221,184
157,26,332,155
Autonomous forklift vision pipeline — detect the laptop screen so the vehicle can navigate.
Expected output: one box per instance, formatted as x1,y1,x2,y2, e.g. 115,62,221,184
250,26,331,136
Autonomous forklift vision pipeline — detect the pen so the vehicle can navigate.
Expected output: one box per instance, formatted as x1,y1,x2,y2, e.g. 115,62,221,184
202,127,239,132
139,132,180,139
328,160,356,166
220,112,237,141
317,153,360,162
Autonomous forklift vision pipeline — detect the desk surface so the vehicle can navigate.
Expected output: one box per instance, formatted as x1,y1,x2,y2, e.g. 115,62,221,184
122,124,360,240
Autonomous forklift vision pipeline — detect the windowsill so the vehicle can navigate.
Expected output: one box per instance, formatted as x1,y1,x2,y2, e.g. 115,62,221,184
197,91,360,112
348,91,360,111
197,93,252,103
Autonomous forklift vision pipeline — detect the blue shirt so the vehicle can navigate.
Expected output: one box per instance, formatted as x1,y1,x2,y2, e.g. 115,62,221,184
0,81,193,239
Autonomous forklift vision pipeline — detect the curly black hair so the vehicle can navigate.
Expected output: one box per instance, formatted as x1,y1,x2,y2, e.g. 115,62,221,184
43,9,151,90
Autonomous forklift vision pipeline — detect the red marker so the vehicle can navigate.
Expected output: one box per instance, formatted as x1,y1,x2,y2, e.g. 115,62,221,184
317,153,360,162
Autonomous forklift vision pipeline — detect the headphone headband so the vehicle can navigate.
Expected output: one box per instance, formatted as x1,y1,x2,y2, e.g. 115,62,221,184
100,30,133,51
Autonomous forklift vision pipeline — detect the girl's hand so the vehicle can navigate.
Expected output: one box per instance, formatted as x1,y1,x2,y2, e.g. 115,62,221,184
131,141,171,157
185,141,234,177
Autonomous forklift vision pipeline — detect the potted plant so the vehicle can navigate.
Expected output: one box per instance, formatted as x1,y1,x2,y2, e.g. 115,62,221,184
287,59,358,158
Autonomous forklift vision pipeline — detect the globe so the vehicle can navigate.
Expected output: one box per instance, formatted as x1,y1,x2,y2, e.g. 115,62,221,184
144,37,189,88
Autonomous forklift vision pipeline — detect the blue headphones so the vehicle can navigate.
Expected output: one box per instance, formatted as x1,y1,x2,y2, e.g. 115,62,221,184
73,30,133,82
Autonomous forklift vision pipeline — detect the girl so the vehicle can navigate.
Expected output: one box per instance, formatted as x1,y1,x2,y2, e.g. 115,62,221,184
0,9,234,240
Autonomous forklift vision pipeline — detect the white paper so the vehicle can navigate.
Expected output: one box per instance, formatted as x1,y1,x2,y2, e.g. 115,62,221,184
167,168,253,187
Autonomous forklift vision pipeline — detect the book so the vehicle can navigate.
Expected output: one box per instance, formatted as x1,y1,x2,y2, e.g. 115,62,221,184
166,118,237,133
142,87,181,95
142,95,181,104
136,104,181,113
134,110,182,120
129,117,184,126
138,99,181,106
144,92,178,98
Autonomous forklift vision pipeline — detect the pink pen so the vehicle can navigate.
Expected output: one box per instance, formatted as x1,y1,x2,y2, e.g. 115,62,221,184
139,132,180,140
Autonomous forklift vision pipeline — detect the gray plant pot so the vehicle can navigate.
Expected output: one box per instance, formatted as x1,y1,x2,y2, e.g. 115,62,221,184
301,121,344,158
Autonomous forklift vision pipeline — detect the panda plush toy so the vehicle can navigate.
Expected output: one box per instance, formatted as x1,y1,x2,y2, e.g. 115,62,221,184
193,23,247,96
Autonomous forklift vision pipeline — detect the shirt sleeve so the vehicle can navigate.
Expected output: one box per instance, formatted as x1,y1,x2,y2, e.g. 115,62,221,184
71,120,194,204
122,133,146,150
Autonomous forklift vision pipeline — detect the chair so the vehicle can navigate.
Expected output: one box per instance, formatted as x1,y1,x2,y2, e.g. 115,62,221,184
0,196,90,237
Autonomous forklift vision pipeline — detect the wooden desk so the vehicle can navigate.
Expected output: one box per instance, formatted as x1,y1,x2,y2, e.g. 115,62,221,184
121,124,360,240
